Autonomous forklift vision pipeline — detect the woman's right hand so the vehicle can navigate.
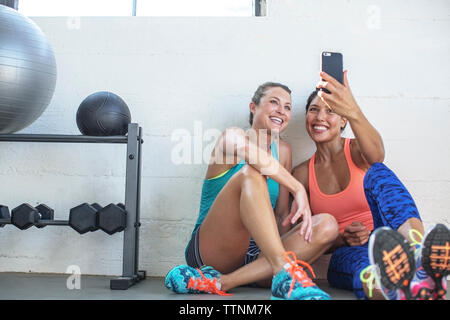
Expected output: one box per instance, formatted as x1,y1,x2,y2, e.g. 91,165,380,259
282,188,313,242
342,221,370,246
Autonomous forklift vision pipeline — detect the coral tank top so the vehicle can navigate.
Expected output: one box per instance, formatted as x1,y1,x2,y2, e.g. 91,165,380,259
308,138,374,234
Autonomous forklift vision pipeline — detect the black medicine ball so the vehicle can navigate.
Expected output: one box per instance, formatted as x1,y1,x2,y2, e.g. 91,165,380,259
76,91,131,136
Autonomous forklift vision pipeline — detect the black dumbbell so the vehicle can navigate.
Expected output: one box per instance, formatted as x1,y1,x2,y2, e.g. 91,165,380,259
69,203,99,234
11,203,40,230
98,203,127,235
35,204,54,228
0,205,10,228
9,203,58,230
82,202,127,235
0,203,64,229
67,202,121,234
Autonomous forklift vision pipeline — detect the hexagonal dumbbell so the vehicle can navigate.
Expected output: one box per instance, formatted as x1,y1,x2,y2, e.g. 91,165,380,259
98,203,127,235
11,203,40,230
35,204,54,229
69,203,99,234
0,205,10,228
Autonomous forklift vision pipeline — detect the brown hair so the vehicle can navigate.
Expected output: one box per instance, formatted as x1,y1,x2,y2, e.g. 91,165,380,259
249,82,291,125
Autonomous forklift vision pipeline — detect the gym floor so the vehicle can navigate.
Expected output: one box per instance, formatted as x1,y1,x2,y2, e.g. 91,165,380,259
0,273,354,300
0,272,448,300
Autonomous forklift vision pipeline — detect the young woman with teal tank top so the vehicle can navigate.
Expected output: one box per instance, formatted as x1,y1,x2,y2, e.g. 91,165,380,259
165,82,340,300
187,139,280,261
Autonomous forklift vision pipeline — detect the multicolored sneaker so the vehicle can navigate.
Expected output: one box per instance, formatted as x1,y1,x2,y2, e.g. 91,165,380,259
408,228,437,300
271,251,331,300
367,227,416,300
420,224,450,300
164,264,231,296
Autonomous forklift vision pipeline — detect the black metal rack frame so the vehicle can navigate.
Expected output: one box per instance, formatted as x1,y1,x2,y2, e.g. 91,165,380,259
0,123,145,289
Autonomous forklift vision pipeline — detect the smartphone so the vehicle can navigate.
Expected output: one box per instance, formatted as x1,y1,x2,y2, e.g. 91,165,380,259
320,51,343,93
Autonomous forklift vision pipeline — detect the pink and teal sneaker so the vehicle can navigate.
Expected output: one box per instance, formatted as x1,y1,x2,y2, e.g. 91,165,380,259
412,224,450,300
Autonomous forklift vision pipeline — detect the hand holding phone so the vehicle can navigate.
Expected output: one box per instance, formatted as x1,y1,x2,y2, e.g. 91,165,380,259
320,52,343,93
316,52,360,120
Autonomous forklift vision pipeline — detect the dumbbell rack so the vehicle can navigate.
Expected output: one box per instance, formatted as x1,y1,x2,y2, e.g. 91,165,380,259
0,123,145,290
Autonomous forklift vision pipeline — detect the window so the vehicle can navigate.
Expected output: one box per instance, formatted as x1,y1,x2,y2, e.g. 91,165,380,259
18,0,133,16
17,0,262,17
136,0,254,17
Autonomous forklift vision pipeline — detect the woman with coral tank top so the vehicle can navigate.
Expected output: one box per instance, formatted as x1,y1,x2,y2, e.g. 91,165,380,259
292,70,448,300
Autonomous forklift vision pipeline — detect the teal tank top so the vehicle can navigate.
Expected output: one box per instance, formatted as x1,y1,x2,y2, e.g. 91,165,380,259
188,140,280,246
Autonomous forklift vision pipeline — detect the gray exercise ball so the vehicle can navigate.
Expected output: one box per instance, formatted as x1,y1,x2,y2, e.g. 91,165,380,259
0,5,57,133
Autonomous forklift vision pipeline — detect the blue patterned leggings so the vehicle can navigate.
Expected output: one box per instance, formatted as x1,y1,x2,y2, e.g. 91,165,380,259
326,162,422,299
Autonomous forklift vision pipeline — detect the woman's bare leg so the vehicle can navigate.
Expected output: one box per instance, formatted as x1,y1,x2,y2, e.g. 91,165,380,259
199,164,287,275
219,213,339,290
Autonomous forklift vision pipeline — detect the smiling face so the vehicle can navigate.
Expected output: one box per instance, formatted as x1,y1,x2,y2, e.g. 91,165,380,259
250,86,292,133
305,95,347,142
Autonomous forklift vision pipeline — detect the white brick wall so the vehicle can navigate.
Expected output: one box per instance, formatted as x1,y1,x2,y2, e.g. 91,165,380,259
0,0,448,277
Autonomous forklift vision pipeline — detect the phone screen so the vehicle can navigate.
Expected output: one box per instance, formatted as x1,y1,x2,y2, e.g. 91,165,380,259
321,52,343,92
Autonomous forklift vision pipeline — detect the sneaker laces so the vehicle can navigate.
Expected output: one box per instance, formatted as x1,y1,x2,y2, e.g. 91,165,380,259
283,251,317,298
409,229,423,254
187,268,232,296
360,265,382,298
